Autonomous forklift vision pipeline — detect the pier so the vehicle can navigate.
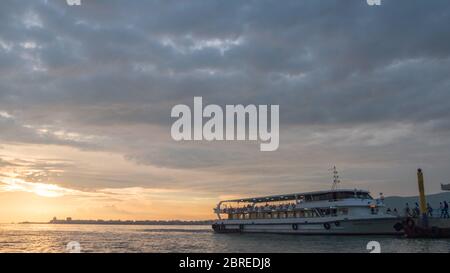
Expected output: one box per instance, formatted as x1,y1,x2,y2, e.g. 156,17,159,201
403,169,450,238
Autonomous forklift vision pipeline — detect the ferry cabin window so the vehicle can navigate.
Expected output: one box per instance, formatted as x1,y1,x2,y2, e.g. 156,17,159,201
296,211,305,218
311,193,333,201
318,208,338,217
335,192,355,200
356,192,372,200
334,191,373,200
339,208,349,215
335,191,369,200
300,191,372,202
227,209,346,220
304,210,316,218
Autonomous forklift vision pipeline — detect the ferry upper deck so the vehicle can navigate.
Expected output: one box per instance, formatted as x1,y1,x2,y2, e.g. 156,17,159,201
217,189,373,205
214,189,384,220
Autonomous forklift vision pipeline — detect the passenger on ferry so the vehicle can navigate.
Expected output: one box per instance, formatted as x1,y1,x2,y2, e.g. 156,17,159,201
377,193,385,205
427,203,433,217
413,203,420,218
404,203,411,217
444,201,450,218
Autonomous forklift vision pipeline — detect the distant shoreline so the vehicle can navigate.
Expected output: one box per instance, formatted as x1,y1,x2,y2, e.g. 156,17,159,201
18,219,214,226
11,192,450,226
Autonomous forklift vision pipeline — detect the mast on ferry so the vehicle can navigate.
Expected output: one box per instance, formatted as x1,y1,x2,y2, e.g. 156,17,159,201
330,166,340,191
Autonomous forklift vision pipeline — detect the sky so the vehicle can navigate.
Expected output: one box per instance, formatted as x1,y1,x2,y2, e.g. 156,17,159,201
1,0,450,222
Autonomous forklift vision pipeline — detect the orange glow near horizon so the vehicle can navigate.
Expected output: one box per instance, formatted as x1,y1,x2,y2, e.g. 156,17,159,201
0,185,218,223
0,144,221,223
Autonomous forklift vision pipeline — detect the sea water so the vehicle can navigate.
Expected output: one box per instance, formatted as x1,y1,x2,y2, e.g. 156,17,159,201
0,224,449,253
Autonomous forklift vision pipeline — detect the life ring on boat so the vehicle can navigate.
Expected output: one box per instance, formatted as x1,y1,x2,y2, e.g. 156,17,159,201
292,223,298,230
406,218,415,228
323,223,331,230
393,222,404,232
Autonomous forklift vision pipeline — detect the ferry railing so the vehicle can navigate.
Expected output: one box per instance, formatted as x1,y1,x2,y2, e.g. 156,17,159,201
219,204,450,215
217,204,315,214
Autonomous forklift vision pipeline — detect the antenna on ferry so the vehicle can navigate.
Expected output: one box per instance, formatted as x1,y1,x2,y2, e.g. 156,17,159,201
330,166,340,191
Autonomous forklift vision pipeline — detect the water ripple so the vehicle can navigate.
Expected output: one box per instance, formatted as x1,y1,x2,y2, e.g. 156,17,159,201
1,224,449,253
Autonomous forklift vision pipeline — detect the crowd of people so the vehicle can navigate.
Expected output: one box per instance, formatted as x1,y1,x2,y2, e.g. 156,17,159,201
395,201,450,218
222,200,450,218
221,203,297,214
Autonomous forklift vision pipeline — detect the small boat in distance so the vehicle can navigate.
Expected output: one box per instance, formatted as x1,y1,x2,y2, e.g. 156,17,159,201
212,167,404,235
441,183,450,191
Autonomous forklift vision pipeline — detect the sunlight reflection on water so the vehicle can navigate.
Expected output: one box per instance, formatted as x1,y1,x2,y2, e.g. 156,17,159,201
0,224,449,253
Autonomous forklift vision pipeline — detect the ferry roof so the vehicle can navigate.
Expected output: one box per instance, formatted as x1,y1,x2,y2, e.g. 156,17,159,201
220,189,370,203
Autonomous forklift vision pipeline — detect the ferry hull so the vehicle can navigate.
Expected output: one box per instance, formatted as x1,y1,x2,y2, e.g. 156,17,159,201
212,217,405,235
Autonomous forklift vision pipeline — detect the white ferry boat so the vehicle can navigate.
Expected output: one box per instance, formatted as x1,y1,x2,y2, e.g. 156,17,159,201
212,168,404,235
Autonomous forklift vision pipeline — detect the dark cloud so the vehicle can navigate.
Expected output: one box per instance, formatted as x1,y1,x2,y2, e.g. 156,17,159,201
1,0,449,125
1,0,450,194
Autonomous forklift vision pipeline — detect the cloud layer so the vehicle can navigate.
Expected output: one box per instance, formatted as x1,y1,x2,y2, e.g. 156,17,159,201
1,0,450,220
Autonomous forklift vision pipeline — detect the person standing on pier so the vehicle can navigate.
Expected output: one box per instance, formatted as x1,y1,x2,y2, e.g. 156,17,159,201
427,203,433,217
413,203,420,218
405,203,411,217
444,201,450,218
